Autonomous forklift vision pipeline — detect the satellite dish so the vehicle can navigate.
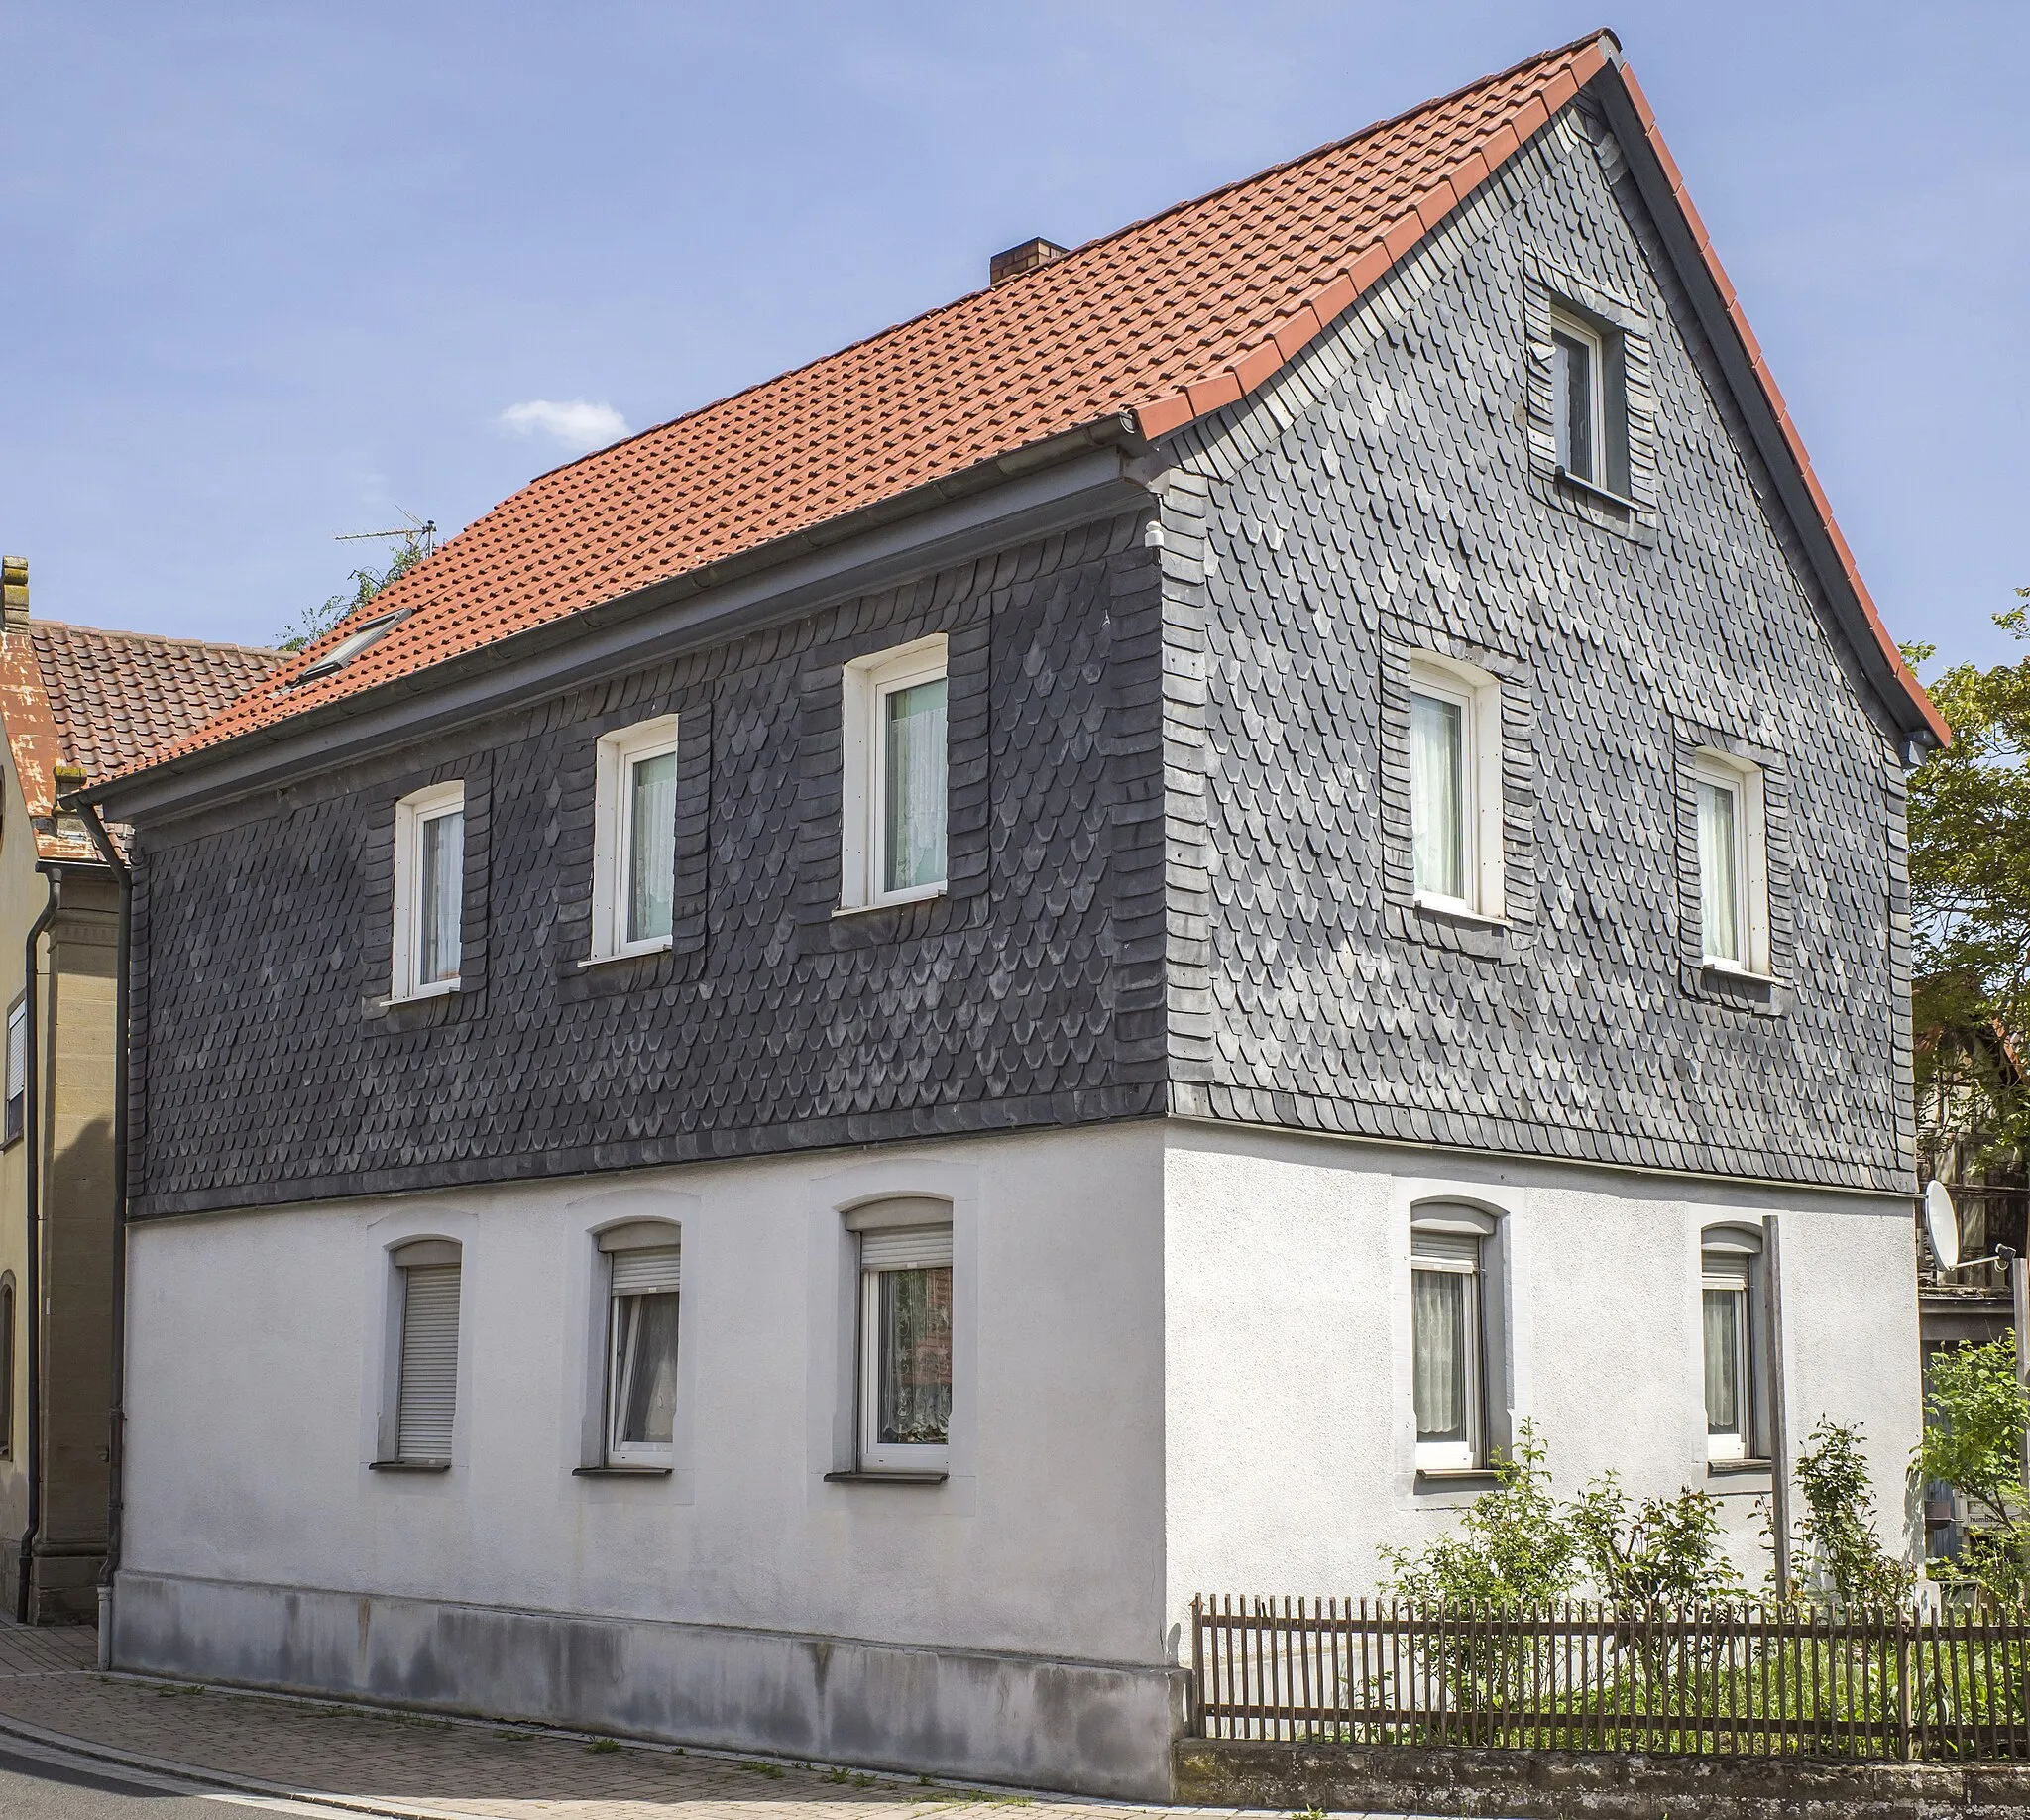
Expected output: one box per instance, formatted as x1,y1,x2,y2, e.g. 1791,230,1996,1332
1925,1179,1962,1272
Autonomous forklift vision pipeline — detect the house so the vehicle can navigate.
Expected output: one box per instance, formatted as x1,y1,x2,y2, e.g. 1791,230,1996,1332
83,31,1943,1799
0,558,279,1621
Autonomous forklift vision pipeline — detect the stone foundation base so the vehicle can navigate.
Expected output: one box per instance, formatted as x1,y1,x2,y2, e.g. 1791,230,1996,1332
1175,1737,2030,1820
110,1570,1184,1800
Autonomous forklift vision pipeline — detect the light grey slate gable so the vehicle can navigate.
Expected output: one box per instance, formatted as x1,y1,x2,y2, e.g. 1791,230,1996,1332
1151,97,1912,1193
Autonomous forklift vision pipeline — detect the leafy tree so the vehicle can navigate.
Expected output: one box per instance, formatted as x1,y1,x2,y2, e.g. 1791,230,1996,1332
1787,1420,1915,1608
1915,1335,2030,1605
1904,594,2030,1161
277,540,426,653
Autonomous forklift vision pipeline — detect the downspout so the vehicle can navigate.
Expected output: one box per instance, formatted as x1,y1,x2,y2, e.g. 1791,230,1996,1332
71,797,128,1664
15,870,58,1624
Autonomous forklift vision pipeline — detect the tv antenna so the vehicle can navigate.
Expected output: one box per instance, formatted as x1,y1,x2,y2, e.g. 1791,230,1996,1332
335,508,435,554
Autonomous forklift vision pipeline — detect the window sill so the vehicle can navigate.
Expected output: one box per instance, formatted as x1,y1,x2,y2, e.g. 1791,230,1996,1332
1554,467,1644,514
1415,1467,1499,1486
368,1459,451,1473
1708,1457,1773,1477
833,886,948,920
579,941,673,970
1700,961,1781,986
573,1464,673,1478
1412,894,1508,931
823,1470,950,1486
383,982,460,1008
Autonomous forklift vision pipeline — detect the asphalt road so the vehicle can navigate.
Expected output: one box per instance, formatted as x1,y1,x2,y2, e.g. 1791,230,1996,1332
0,1735,367,1819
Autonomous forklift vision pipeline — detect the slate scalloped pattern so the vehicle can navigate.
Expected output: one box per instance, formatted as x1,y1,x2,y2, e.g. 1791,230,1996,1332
128,521,1152,1214
1170,102,1909,1190
133,38,1612,769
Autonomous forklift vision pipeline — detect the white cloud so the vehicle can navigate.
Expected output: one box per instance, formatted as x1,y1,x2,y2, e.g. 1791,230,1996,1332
496,398,629,454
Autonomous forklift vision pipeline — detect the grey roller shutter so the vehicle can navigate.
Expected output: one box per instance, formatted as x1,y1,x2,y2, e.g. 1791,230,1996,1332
395,1263,460,1462
859,1226,952,1271
1411,1229,1481,1267
609,1246,681,1296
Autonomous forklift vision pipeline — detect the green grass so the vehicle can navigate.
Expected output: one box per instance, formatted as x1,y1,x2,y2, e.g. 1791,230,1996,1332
739,1760,786,1778
584,1738,621,1755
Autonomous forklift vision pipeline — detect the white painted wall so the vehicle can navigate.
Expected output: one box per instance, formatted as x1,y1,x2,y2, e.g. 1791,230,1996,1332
121,1120,1171,1667
1161,1122,1922,1626
123,1113,1921,1715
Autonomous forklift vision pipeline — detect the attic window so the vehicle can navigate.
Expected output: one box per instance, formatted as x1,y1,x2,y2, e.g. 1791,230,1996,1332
1548,302,1629,496
291,608,409,687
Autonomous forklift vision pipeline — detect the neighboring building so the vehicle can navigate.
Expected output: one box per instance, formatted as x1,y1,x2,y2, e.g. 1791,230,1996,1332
89,32,1943,1798
0,557,279,1621
1913,1008,2025,1559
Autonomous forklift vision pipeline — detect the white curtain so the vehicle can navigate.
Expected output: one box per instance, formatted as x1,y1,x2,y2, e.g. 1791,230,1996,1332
1703,1286,1742,1436
1410,692,1464,900
1697,779,1740,962
1411,1266,1468,1441
883,678,948,893
877,1263,953,1445
418,809,464,984
626,749,678,944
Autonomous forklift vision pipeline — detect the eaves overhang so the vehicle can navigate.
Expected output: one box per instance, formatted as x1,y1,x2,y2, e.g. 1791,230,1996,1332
91,412,1150,826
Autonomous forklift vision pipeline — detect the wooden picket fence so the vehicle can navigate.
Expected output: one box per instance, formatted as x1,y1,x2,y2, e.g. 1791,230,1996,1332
1188,1596,2030,1760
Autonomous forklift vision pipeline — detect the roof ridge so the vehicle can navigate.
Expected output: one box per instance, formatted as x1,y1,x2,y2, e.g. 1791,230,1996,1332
512,28,1617,497
20,618,281,657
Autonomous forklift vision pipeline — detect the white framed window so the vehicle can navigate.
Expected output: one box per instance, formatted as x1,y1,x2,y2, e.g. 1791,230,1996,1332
1407,654,1504,921
1701,1226,1765,1464
390,1239,461,1465
1693,750,1769,974
1411,1205,1497,1472
1550,305,1608,486
391,781,465,1001
598,1221,682,1466
3,999,23,1147
590,716,679,962
846,1199,952,1475
841,636,948,911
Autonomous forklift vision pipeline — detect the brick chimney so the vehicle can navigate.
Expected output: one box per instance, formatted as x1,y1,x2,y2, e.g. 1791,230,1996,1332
2,556,26,629
989,238,1067,286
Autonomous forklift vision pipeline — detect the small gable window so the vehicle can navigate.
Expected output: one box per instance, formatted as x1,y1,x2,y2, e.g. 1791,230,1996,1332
1549,303,1628,496
1693,749,1769,975
1407,654,1504,921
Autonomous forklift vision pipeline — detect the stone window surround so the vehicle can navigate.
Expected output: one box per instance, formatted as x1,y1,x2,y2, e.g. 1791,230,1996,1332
1523,252,1659,544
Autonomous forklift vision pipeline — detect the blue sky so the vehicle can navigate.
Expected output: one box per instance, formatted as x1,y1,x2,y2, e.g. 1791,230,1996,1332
1,2,2022,674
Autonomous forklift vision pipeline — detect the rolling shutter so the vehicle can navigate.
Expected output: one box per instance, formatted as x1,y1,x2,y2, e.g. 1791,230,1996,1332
395,1263,460,1462
610,1246,681,1297
859,1225,952,1271
1411,1229,1480,1268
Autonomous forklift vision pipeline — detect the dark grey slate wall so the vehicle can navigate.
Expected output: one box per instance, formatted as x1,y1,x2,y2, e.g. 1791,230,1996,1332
1156,98,1912,1192
127,514,1167,1215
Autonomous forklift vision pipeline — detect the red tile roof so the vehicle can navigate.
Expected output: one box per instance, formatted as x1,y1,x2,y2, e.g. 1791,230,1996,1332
0,619,280,858
129,26,1944,768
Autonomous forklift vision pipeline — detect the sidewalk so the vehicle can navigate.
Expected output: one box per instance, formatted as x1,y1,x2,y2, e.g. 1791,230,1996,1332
0,1622,1196,1820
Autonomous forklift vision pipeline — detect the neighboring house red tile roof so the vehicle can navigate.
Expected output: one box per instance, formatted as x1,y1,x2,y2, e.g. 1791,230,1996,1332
0,618,281,859
122,25,1945,773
